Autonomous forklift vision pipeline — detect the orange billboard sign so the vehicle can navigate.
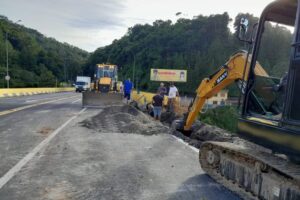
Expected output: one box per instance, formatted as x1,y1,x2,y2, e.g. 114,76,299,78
150,69,187,82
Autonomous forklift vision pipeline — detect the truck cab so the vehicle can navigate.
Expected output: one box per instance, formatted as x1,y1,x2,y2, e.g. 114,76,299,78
75,76,91,92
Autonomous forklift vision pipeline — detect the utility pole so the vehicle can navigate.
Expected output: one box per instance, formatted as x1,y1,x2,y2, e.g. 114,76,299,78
64,58,67,84
5,20,22,88
5,32,9,88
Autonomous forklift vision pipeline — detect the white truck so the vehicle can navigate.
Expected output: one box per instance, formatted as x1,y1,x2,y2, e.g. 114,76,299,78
75,76,91,92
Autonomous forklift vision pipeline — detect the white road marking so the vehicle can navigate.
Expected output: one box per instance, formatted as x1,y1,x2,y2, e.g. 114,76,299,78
25,95,70,103
0,108,86,190
71,99,81,104
25,99,38,103
171,135,199,153
3,93,66,101
35,110,50,114
0,95,78,116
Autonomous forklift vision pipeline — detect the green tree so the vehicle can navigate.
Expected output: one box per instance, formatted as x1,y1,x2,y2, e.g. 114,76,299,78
0,16,89,88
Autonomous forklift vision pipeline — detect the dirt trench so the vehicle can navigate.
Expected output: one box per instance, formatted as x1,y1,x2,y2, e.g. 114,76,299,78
80,104,260,152
159,112,270,152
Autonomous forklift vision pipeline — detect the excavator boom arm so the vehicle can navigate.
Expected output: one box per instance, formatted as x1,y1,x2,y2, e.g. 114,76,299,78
184,51,267,130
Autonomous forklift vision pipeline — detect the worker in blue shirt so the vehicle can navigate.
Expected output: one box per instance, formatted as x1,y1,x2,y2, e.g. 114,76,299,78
123,78,133,104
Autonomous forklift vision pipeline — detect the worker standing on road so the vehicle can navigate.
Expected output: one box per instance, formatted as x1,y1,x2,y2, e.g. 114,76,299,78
123,78,133,104
113,81,117,93
152,91,164,120
157,82,167,96
167,82,179,112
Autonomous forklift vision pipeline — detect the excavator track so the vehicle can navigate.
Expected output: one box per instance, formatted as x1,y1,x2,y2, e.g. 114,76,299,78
199,141,300,200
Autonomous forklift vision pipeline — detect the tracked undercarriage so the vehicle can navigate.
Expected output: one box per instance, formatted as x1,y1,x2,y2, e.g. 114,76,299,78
199,141,300,200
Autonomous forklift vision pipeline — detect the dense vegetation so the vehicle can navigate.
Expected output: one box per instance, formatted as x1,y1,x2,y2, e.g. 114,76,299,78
0,12,292,92
199,106,239,132
0,16,89,88
85,13,293,96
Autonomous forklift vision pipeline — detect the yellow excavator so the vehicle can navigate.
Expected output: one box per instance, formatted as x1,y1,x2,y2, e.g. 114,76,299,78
181,51,268,131
92,64,119,92
82,64,122,107
176,0,300,199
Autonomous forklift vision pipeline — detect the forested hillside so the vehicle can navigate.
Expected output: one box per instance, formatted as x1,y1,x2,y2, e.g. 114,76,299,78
0,16,89,88
1,12,292,92
85,13,292,95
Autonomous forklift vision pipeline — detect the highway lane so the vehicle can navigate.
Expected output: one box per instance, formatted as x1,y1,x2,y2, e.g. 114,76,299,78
0,93,240,200
0,92,81,178
0,92,78,112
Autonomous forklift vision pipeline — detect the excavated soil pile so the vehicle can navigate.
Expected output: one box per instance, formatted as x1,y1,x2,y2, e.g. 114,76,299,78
167,119,236,149
169,119,267,151
190,121,234,142
129,108,237,149
81,103,240,149
129,103,267,151
160,111,178,125
80,105,169,135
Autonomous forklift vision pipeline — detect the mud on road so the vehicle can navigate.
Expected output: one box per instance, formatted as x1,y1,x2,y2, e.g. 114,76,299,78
80,105,169,135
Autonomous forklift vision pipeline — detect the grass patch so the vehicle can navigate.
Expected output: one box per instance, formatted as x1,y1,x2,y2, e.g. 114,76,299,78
199,106,239,133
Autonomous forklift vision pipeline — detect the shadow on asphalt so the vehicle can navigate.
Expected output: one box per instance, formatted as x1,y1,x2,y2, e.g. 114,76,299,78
167,174,241,200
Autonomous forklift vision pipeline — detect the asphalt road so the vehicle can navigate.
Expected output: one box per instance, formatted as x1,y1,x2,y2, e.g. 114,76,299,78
0,92,240,200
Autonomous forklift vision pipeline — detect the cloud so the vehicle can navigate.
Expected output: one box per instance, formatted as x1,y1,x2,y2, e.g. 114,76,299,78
66,17,124,29
47,0,126,29
0,0,273,52
0,0,126,51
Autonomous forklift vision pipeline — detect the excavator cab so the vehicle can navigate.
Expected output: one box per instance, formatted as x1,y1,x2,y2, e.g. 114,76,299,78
238,0,300,160
94,64,118,93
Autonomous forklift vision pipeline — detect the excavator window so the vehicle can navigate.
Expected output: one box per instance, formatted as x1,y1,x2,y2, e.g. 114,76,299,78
249,76,282,118
96,66,117,79
103,71,109,77
288,9,300,122
288,68,300,121
248,19,294,121
97,68,103,78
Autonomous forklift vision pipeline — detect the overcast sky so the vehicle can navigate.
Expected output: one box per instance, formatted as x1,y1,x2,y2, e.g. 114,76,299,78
0,0,273,52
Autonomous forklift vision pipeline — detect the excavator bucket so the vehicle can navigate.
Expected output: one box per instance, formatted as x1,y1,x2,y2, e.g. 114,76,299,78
82,91,123,108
